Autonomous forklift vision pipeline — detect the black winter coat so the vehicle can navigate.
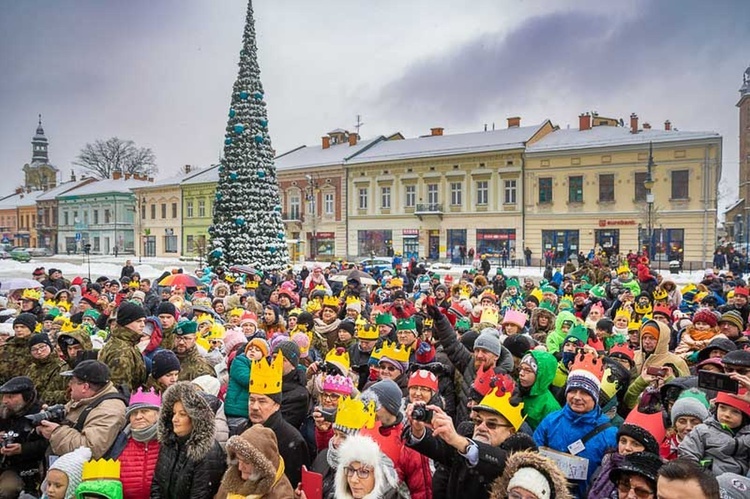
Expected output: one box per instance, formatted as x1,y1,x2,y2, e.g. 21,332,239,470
264,410,310,489
281,368,310,430
0,399,48,491
150,437,225,499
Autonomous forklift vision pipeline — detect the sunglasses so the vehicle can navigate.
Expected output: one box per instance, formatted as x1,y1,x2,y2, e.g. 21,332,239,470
379,363,399,372
470,416,512,431
616,479,654,498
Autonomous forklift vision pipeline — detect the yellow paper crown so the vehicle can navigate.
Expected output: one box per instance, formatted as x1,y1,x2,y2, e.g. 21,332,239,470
128,280,139,289
356,324,379,340
459,284,472,299
82,458,121,481
228,307,244,317
600,366,620,401
22,289,41,301
389,277,404,288
355,316,367,327
325,347,351,371
628,320,641,332
423,318,434,329
245,280,259,289
617,264,630,275
334,396,376,431
345,296,361,306
249,354,283,395
479,309,499,326
379,341,411,364
529,288,543,303
196,312,214,325
203,323,226,342
306,300,322,313
476,388,526,431
614,308,631,321
652,288,668,301
59,318,76,334
323,296,340,309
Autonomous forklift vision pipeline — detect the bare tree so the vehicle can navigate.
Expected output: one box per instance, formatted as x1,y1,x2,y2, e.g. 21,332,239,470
74,137,157,179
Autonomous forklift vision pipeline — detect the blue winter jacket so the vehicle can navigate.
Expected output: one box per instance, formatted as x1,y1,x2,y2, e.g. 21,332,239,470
533,404,617,497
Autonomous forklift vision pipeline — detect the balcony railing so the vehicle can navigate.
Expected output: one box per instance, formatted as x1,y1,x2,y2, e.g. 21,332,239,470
281,212,301,222
414,203,443,214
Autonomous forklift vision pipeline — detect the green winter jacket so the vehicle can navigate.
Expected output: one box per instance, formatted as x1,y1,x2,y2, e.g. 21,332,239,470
545,311,577,354
75,479,123,499
520,350,561,429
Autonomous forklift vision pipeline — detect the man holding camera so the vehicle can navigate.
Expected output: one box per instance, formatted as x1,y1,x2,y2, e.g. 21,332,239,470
0,376,48,495
37,360,127,459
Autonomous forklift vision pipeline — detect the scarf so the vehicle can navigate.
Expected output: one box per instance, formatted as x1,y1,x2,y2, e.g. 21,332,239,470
131,423,158,443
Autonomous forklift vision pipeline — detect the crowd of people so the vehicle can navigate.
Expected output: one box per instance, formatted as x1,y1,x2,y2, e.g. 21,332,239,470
0,255,749,498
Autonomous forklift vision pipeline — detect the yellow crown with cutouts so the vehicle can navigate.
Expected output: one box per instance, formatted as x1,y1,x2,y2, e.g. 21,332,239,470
479,309,499,326
346,296,361,306
476,388,526,431
355,316,367,327
325,347,351,370
323,296,340,309
225,275,236,283
459,284,472,299
617,264,630,275
249,354,283,395
334,396,376,431
356,324,379,340
306,300,321,313
22,289,41,301
228,307,244,317
379,341,411,364
59,318,77,334
245,280,258,289
82,458,121,481
196,312,214,325
423,318,434,329
652,288,668,301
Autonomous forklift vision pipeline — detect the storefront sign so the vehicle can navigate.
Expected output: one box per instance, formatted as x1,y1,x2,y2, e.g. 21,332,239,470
311,232,335,239
598,220,636,227
402,229,419,236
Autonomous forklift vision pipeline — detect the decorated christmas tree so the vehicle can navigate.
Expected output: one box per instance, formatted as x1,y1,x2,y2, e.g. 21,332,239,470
208,0,289,271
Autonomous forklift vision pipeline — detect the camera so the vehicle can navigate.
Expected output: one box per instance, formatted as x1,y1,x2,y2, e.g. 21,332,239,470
24,404,67,427
320,409,336,423
1,431,18,448
411,405,433,424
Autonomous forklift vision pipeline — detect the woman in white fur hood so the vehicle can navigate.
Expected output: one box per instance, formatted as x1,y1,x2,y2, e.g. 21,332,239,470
334,434,406,499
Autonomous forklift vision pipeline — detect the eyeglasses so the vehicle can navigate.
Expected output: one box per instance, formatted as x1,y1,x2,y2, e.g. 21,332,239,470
409,386,433,394
616,479,654,498
518,366,536,375
174,336,195,343
470,416,513,431
31,344,50,353
321,392,341,401
344,466,372,480
379,364,399,372
724,366,750,376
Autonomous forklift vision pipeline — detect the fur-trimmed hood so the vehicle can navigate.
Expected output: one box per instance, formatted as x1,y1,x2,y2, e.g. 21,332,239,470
157,381,217,461
219,425,290,496
334,435,399,499
531,306,556,331
490,451,572,499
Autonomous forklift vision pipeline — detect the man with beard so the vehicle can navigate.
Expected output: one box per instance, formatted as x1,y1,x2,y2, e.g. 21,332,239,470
0,377,48,495
172,320,215,382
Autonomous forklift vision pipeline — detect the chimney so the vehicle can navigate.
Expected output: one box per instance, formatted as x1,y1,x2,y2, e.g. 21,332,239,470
507,116,521,128
630,113,639,134
148,177,154,182
70,169,76,182
348,133,358,146
664,120,672,131
113,170,122,180
125,173,132,180
430,127,444,136
579,113,592,131
322,136,330,149
643,122,651,130
185,164,192,174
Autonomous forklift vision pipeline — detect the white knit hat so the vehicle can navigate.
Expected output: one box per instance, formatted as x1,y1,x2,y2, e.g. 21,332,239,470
192,375,221,397
507,467,552,499
46,446,92,499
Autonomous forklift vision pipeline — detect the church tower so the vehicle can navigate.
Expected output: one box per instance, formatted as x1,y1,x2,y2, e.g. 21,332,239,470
23,115,58,190
31,114,49,164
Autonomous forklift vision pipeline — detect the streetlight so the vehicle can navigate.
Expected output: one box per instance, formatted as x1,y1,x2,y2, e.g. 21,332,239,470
643,142,656,260
138,195,146,263
305,173,319,260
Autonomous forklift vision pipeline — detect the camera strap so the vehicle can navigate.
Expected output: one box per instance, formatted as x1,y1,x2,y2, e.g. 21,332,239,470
579,422,613,446
73,393,128,432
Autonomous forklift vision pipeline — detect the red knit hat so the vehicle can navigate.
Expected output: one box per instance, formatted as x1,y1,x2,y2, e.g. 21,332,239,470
735,287,750,298
715,389,750,418
693,309,718,328
408,369,438,392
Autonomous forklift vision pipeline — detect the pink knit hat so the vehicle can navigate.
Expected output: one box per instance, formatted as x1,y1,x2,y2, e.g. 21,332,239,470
322,374,354,396
223,327,247,354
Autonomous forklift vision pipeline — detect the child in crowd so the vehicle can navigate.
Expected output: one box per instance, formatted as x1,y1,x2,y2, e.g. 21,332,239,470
41,447,91,499
660,388,710,460
675,309,722,357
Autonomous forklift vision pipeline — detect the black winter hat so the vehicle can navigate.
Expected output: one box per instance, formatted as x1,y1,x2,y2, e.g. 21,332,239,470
0,376,35,395
13,313,37,333
274,340,301,367
116,301,147,326
722,350,750,368
29,333,53,350
156,301,177,318
617,423,660,455
697,337,737,362
338,321,356,336
609,451,663,489
504,335,535,359
151,349,181,380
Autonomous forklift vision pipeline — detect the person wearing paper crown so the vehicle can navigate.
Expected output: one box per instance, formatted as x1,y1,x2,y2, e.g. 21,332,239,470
172,319,216,382
500,278,525,315
241,352,310,488
73,457,124,499
404,374,537,499
349,323,379,392
533,351,618,496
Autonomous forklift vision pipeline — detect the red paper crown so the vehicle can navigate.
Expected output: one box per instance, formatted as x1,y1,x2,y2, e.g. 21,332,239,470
570,351,604,381
472,366,515,397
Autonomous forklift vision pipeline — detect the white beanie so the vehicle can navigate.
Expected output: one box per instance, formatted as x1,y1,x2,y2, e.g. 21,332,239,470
192,375,221,397
46,446,92,499
507,467,552,499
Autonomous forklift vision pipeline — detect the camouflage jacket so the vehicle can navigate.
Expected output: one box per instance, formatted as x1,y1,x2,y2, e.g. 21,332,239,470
161,324,176,351
58,328,94,369
0,336,33,385
98,325,147,393
29,352,69,405
175,346,216,381
144,374,168,395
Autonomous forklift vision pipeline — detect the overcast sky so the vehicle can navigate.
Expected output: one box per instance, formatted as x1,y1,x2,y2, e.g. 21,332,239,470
1,0,748,211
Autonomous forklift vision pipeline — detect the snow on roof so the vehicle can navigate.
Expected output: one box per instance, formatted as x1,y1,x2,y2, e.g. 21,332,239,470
58,178,151,198
526,126,720,153
346,124,545,165
181,165,219,185
135,171,192,189
275,136,383,171
0,190,44,209
724,198,744,214
37,179,93,201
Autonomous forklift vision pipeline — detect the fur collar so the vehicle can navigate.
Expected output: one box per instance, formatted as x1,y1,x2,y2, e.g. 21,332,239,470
489,450,572,499
157,381,216,461
334,435,399,499
221,430,278,495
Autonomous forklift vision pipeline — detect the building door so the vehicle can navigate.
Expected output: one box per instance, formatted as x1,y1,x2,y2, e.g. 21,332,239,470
447,229,467,264
595,229,620,257
104,237,110,255
145,236,156,257
542,230,580,264
428,230,440,260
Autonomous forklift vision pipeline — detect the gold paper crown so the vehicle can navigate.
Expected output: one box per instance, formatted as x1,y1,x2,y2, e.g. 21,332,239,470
228,307,244,317
249,354,283,395
423,318,434,329
479,309,499,326
600,366,620,401
356,324,379,340
345,296,361,306
614,308,631,320
21,289,41,301
476,388,525,431
59,318,77,334
245,280,259,289
334,396,376,431
325,347,351,370
617,264,630,275
652,288,668,301
634,303,652,315
389,277,404,288
354,316,367,327
203,323,226,341
323,296,340,309
628,320,641,331
459,283,472,299
529,288,543,303
379,341,411,364
128,280,139,289
225,275,236,283
306,300,322,313
82,458,121,481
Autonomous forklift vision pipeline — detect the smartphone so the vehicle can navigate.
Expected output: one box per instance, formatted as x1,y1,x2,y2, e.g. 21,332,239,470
646,366,668,377
301,466,323,499
698,370,739,394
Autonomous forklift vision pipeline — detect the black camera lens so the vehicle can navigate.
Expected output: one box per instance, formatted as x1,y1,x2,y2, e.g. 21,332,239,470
411,406,433,424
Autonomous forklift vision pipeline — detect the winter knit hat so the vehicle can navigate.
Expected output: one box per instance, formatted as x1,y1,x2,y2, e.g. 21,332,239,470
474,331,502,357
670,388,710,425
246,337,270,357
363,379,403,417
504,335,535,359
46,446,92,499
222,328,246,354
13,313,37,333
507,467,553,499
273,340,300,367
565,352,603,405
719,310,744,331
29,332,53,350
290,332,311,358
692,308,718,328
116,301,147,326
192,375,221,397
151,349,181,380
520,353,538,375
156,301,177,318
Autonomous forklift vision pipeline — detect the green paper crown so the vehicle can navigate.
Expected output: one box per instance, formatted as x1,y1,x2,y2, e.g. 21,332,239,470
565,324,589,345
538,300,557,314
589,285,607,299
506,278,520,289
375,312,393,326
558,298,574,311
455,317,472,331
396,317,416,331
541,284,557,294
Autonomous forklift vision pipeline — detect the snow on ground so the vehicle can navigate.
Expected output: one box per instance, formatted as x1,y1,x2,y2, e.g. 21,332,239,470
0,255,712,286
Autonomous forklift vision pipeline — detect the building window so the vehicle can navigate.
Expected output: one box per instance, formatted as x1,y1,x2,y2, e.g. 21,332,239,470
290,195,300,219
476,181,488,205
164,235,178,253
104,210,111,224
186,201,193,218
186,235,194,253
427,184,439,205
671,170,689,199
539,177,553,203
381,186,391,209
324,193,334,215
93,210,99,225
599,174,615,202
151,204,156,219
568,175,583,203
198,200,206,217
141,204,146,220
358,188,368,210
504,179,517,204
405,185,416,207
172,203,177,219
63,212,69,226
634,172,648,201
161,203,167,219
93,237,100,252
450,182,462,206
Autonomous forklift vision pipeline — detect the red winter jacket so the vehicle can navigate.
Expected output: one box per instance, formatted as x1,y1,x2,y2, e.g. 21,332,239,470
119,437,160,499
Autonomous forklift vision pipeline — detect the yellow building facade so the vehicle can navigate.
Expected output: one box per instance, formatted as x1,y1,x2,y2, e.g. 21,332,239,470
525,114,721,266
132,175,183,258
